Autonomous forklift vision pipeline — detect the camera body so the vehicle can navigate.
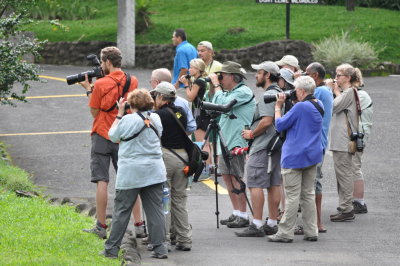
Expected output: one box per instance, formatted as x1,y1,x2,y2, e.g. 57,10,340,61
264,89,297,104
66,54,104,85
350,132,364,152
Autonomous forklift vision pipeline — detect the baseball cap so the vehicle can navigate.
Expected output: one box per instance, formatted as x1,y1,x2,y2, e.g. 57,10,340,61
275,55,300,70
251,61,280,76
216,61,247,79
279,68,295,86
150,81,176,97
198,41,213,50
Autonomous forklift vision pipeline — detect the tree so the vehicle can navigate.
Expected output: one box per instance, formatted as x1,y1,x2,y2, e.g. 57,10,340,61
0,0,45,105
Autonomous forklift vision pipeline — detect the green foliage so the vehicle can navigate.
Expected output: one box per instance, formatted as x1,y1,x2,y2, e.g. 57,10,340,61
29,0,98,20
0,191,119,265
0,1,46,105
312,31,382,71
321,0,400,10
136,0,153,33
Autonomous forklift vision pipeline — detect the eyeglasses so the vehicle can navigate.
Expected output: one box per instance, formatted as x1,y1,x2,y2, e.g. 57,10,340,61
336,74,346,77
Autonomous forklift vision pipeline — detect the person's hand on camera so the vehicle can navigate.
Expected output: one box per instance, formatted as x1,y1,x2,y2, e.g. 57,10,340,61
79,74,92,92
116,97,127,117
241,129,254,140
179,75,189,87
275,93,286,109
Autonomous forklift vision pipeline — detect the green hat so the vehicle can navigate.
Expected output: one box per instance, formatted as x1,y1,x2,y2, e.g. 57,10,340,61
216,61,247,79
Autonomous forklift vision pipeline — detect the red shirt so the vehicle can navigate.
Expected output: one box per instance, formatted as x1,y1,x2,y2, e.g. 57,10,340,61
89,70,138,140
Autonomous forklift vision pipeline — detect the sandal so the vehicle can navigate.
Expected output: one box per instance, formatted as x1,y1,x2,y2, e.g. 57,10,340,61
294,225,304,235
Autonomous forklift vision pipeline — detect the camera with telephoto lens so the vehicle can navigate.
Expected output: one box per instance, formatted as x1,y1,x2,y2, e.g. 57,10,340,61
66,54,104,85
264,89,297,104
350,132,364,152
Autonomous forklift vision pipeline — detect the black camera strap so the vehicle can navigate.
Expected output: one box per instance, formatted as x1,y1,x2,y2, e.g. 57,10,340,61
102,73,131,113
303,94,324,117
120,112,158,142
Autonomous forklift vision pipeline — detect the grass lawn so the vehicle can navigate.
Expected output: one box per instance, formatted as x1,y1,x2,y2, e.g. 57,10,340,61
24,0,400,64
0,190,119,265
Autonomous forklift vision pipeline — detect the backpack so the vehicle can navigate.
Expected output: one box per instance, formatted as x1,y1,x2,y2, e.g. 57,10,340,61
166,108,209,181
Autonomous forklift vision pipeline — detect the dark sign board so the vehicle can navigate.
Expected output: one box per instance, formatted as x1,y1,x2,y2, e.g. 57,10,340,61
256,0,319,3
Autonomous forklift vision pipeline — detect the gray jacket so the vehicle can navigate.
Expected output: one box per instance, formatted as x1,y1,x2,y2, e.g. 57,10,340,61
329,87,359,152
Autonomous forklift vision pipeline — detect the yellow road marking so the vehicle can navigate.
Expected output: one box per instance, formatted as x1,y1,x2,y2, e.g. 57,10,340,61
39,75,67,82
25,94,85,99
0,130,91,137
201,179,228,195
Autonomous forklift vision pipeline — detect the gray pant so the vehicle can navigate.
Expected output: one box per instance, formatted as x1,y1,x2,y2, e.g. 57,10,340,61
277,165,318,239
333,151,354,212
162,148,192,245
105,183,167,256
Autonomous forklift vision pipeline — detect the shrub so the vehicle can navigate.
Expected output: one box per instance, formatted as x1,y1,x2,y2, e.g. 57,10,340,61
312,31,382,72
29,0,98,20
320,0,400,11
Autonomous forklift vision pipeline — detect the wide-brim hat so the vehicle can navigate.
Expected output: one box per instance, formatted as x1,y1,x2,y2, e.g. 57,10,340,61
215,61,247,79
279,68,295,86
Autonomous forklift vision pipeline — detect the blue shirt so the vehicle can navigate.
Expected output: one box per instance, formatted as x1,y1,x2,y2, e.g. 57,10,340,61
108,112,167,189
172,41,197,87
314,85,333,149
276,100,323,169
174,96,196,133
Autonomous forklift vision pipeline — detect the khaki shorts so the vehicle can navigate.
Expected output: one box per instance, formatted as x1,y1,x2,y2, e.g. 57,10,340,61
246,149,281,189
218,153,246,178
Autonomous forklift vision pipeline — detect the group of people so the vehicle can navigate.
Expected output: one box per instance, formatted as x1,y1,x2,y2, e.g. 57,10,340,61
78,28,373,260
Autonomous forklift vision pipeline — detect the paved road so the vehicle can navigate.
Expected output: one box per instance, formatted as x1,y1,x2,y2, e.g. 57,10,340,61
1,65,399,265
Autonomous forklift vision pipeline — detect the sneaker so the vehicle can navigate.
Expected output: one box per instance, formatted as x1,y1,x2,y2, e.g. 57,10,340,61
134,221,147,238
353,201,368,214
83,226,107,239
235,223,265,237
176,242,191,251
304,236,318,242
227,216,250,228
151,251,168,259
268,234,293,243
330,210,355,222
263,224,278,235
99,250,118,259
220,214,238,225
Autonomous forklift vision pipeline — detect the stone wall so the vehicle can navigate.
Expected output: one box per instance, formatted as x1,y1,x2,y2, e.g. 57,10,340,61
38,40,313,70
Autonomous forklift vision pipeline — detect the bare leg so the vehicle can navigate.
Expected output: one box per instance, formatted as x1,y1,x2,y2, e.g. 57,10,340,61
353,180,364,199
96,181,108,225
315,194,325,231
267,186,281,220
132,196,142,223
223,174,247,212
250,188,264,220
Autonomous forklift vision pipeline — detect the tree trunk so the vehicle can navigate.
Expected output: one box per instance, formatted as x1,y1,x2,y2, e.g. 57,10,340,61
346,0,356,11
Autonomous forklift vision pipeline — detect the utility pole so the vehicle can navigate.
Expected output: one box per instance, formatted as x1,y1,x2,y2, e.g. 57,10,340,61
118,0,135,67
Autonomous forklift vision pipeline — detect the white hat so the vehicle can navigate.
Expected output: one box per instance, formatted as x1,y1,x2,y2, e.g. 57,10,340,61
198,41,213,50
251,61,280,76
279,68,295,86
150,82,176,97
275,55,300,70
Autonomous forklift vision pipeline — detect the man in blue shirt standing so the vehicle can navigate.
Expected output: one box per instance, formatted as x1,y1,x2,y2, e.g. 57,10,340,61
171,29,197,91
305,62,333,233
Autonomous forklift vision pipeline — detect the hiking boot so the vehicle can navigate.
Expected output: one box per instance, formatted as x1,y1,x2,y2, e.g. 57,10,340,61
263,224,278,235
99,250,118,259
227,216,250,228
83,225,107,239
135,221,147,238
220,214,238,225
330,210,355,222
353,201,368,214
304,236,318,242
268,234,293,243
235,223,265,237
176,242,192,251
151,251,168,259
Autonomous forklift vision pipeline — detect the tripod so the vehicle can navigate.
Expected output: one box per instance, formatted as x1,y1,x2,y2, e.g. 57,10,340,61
199,111,253,228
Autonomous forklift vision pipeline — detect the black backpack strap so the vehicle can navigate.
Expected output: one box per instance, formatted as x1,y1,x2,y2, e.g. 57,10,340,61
167,148,189,165
120,112,158,141
103,73,132,113
307,100,324,117
166,107,187,136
